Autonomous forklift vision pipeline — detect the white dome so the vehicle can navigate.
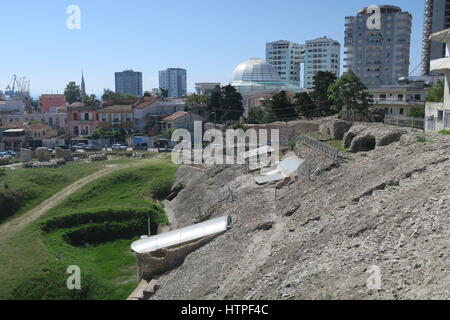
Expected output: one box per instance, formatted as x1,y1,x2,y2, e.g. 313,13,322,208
231,58,282,83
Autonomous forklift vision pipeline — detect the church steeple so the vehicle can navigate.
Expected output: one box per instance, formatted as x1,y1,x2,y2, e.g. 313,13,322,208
81,71,86,97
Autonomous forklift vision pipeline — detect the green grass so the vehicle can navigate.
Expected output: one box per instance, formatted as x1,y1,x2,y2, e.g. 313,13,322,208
0,162,108,223
325,139,347,152
438,129,450,135
0,158,178,300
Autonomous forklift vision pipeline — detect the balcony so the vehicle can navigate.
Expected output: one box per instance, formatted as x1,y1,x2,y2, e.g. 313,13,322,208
430,57,450,72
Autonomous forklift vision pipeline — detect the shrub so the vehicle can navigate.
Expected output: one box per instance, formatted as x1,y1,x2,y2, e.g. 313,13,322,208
63,220,149,247
438,130,450,135
0,189,35,223
40,206,167,233
287,140,297,151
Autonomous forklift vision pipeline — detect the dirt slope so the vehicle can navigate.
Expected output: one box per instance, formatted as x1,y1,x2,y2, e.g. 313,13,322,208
150,128,449,300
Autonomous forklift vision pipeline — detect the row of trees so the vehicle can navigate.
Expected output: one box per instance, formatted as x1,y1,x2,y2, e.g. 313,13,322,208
249,70,373,124
64,82,171,107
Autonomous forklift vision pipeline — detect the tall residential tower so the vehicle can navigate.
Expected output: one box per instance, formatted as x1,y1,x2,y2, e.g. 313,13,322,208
115,70,143,97
159,68,187,99
344,5,412,87
303,37,341,89
266,40,305,87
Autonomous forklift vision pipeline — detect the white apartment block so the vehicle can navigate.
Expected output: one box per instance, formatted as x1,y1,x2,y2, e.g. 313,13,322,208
303,37,341,89
266,40,305,87
425,29,450,132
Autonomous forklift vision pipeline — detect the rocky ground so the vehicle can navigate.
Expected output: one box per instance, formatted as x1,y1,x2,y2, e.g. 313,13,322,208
148,124,449,300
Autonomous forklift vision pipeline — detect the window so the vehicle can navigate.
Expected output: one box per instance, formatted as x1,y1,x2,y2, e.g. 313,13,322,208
380,94,386,101
125,113,132,122
438,110,444,121
73,113,78,121
398,94,403,101
400,108,404,115
113,114,121,123
415,94,421,100
101,114,107,122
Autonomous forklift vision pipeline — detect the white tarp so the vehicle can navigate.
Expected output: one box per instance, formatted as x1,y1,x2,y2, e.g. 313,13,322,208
131,216,232,254
255,156,304,185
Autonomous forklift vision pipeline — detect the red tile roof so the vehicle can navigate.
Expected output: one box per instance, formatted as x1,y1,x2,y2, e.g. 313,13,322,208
134,97,160,109
162,111,190,121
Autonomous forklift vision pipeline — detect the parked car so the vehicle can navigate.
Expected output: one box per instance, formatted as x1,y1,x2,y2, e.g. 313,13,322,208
84,145,101,151
112,144,127,151
56,145,71,150
0,152,12,159
5,150,17,157
72,143,87,151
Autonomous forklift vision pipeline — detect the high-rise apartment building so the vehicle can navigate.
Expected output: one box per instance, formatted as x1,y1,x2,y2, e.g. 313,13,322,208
303,37,341,89
159,68,187,99
344,5,412,87
422,0,450,75
115,70,143,97
266,40,305,87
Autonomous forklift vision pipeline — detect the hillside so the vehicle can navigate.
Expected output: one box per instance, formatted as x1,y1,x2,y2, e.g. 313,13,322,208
147,125,449,300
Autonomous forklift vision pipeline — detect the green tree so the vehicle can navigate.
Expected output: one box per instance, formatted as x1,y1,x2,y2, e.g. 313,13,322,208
159,89,169,100
185,94,210,110
263,91,297,121
81,94,101,107
144,91,153,97
328,69,372,121
248,107,270,124
310,71,337,116
293,92,316,119
425,79,444,102
207,85,244,121
64,82,81,104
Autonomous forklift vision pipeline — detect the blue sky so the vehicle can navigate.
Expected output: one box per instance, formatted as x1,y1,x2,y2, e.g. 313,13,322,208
0,0,424,96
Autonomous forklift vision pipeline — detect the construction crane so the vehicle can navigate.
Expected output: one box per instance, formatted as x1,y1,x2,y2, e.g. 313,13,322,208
5,74,30,99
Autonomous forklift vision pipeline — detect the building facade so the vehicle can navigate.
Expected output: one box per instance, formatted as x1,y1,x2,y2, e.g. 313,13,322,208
39,94,66,113
195,83,220,95
1,112,68,131
425,29,450,132
266,40,304,87
422,0,450,76
115,70,143,97
368,77,432,120
98,105,134,131
67,103,101,138
303,37,341,89
159,68,187,99
344,5,412,87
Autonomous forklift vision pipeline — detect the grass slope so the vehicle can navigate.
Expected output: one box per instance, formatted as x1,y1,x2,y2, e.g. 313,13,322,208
0,158,177,300
0,162,105,223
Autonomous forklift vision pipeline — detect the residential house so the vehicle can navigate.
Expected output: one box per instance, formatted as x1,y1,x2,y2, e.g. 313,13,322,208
161,111,205,133
26,123,58,148
1,128,27,150
0,112,68,132
425,28,450,132
39,94,66,113
98,105,134,131
368,77,432,120
133,97,185,134
67,102,101,138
